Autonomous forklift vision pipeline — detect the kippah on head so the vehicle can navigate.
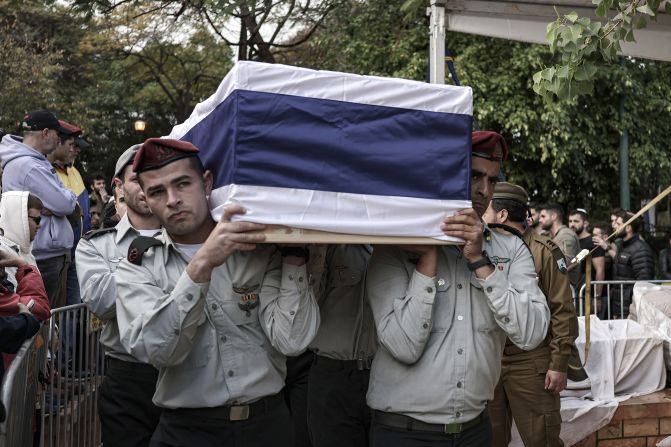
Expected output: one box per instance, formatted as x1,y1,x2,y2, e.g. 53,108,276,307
493,182,528,205
133,138,200,173
472,131,508,162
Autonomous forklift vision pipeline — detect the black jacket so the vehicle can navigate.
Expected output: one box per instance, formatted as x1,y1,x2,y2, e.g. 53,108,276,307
659,248,671,280
613,234,655,282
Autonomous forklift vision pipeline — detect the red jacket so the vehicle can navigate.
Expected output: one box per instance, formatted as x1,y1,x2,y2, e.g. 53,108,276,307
0,265,50,322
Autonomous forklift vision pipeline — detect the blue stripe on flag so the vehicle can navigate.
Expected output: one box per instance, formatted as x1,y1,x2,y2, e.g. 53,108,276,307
182,90,472,201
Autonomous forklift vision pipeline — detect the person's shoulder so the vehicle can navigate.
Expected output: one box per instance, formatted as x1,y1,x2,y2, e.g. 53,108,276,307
126,235,164,266
82,227,116,242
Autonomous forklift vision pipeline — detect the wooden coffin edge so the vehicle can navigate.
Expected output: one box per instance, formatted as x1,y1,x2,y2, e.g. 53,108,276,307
253,225,459,245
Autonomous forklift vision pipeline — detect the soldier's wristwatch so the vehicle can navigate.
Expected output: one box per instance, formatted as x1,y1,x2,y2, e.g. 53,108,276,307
466,251,494,271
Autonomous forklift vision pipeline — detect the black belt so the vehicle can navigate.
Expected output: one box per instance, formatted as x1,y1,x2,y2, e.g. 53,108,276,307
313,354,373,371
164,393,284,422
105,357,158,375
373,410,487,435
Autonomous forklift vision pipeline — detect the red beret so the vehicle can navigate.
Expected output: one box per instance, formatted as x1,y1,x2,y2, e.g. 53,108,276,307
472,131,508,162
133,138,200,173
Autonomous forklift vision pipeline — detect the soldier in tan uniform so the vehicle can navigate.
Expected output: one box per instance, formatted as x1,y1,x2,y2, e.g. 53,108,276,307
484,182,580,447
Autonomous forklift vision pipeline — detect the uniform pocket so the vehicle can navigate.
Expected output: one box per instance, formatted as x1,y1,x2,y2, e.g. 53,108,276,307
534,358,549,375
430,281,453,332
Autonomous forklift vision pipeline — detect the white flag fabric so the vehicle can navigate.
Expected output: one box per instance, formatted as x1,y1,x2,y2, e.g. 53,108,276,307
169,61,473,241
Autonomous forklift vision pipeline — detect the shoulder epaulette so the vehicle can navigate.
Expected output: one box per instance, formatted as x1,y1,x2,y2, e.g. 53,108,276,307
83,227,117,241
127,236,163,266
487,223,524,239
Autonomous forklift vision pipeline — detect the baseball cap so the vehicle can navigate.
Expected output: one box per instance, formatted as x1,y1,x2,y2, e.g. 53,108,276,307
22,110,67,133
75,137,90,150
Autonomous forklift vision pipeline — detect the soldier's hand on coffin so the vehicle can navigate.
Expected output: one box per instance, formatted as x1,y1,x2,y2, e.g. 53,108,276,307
400,245,437,278
440,209,485,262
187,205,266,283
544,370,567,394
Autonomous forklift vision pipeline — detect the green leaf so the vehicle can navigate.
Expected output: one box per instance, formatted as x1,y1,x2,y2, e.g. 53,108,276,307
533,70,543,84
596,2,607,17
636,4,655,16
574,64,589,81
577,17,591,27
570,23,584,40
565,11,579,23
666,2,671,14
635,16,647,29
541,67,556,81
624,29,636,41
557,65,570,78
546,21,560,42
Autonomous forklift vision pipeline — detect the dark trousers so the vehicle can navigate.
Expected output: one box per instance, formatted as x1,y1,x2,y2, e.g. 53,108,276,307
150,394,293,447
307,356,371,447
284,350,313,447
36,255,68,309
370,414,491,447
99,358,162,447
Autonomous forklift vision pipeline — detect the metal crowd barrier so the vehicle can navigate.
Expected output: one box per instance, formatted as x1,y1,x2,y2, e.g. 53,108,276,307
0,324,47,447
575,280,671,320
41,303,104,447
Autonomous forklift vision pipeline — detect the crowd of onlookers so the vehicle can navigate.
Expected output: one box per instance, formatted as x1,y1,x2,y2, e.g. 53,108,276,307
526,203,663,318
0,110,127,423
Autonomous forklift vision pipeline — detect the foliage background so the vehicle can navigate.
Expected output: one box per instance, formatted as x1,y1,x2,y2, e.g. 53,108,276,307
1,0,670,227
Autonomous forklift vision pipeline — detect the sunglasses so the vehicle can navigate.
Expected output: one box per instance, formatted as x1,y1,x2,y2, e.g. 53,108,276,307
28,215,42,225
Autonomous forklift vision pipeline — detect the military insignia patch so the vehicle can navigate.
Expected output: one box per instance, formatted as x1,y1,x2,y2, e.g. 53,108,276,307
556,258,568,273
490,256,510,265
233,285,260,316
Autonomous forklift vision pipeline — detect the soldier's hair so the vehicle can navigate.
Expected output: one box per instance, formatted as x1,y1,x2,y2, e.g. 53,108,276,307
58,134,74,145
614,209,640,233
569,209,587,221
540,202,564,222
528,201,540,211
27,194,43,211
491,198,528,223
91,173,105,182
187,156,205,175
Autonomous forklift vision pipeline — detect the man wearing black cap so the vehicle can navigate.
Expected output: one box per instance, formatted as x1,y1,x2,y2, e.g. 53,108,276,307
365,131,549,446
484,182,580,447
0,110,78,308
114,138,320,447
76,144,162,447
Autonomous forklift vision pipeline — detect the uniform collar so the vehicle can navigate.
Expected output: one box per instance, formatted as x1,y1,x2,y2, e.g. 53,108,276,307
114,213,133,243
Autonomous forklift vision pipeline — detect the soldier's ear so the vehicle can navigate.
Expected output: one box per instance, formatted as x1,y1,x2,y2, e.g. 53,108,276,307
202,170,213,195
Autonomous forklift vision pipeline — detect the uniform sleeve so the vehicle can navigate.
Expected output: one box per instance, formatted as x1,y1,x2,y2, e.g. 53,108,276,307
14,265,50,322
258,251,321,356
541,247,579,373
23,166,76,216
76,238,118,321
115,258,209,367
366,246,436,364
477,240,550,350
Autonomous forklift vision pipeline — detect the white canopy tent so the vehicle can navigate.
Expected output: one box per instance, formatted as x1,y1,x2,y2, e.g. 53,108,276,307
429,0,671,83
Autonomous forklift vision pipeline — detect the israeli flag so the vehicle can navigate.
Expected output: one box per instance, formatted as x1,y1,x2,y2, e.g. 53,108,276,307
169,61,473,241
